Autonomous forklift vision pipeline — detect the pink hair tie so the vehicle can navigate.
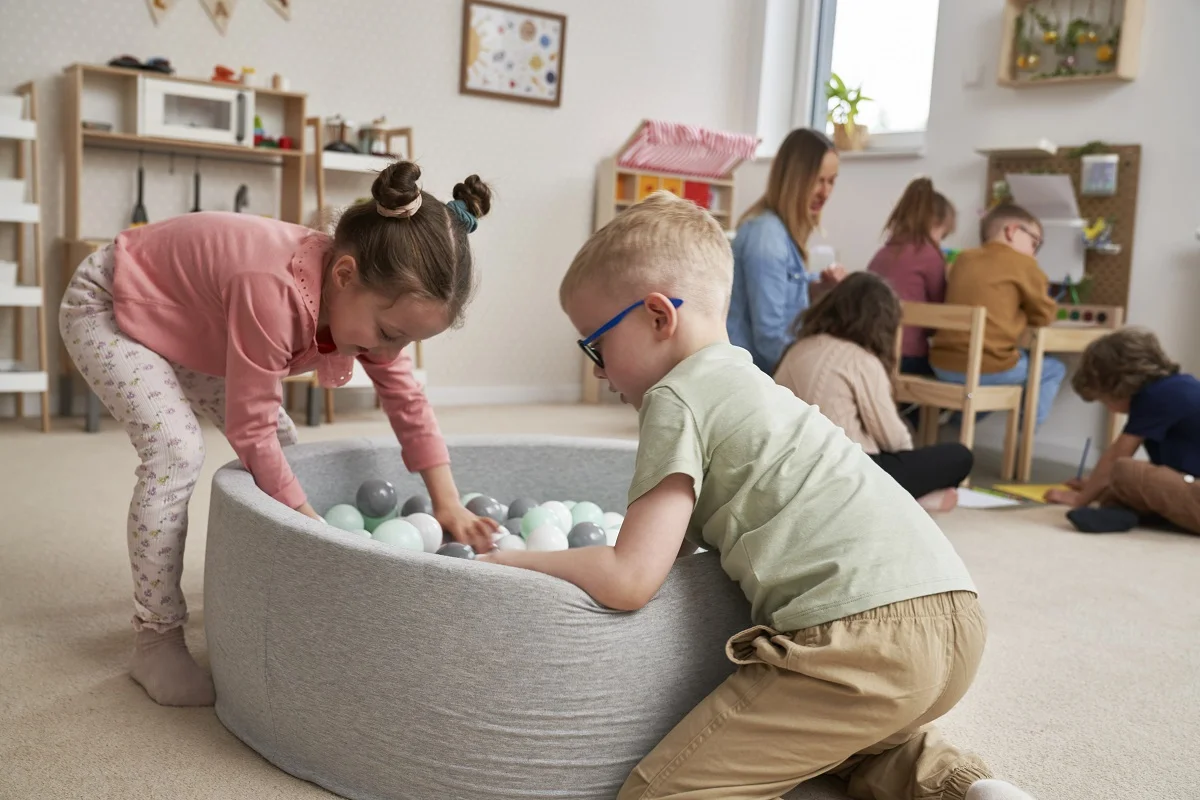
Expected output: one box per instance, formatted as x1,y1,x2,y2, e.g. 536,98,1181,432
376,193,422,219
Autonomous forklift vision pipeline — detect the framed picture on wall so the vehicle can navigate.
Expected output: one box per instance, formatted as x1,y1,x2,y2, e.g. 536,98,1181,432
460,0,567,108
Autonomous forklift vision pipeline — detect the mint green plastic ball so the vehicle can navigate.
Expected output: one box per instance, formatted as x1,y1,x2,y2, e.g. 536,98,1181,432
324,504,365,532
372,519,425,551
520,506,561,538
363,509,398,533
571,501,604,527
562,500,577,509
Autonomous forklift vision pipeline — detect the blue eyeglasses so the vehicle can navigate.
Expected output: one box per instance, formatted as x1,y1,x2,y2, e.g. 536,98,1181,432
577,297,684,370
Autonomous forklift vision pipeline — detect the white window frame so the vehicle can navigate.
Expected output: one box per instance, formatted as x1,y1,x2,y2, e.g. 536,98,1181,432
749,0,929,158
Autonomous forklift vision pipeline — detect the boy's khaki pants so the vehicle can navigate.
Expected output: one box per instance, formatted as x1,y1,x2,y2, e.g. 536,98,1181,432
619,591,991,800
1105,457,1200,534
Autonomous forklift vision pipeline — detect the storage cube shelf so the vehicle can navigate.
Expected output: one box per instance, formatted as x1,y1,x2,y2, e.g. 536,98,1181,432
0,82,50,430
586,120,757,404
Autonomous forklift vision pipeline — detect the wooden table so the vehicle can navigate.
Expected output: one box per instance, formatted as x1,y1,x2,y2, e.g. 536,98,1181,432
1018,306,1125,482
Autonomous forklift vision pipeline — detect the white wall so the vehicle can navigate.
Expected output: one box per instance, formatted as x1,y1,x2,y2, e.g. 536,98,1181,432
0,0,755,415
736,0,1200,465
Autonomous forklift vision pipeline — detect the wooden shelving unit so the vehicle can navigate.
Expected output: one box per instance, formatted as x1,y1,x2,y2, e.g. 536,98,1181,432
998,0,1144,87
281,117,424,426
59,63,308,431
0,82,50,431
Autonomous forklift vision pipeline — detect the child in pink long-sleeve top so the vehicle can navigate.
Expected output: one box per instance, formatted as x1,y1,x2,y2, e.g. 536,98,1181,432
59,162,498,707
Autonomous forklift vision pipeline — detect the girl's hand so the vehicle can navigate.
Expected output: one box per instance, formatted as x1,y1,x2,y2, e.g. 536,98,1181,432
476,549,511,565
435,502,498,554
1064,477,1086,491
295,501,324,522
1044,488,1081,506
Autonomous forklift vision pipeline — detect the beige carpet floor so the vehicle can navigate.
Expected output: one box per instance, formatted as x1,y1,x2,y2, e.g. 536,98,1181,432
2,406,1197,800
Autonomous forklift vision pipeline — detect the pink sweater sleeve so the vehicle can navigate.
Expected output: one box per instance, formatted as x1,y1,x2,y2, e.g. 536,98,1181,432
361,348,450,473
224,273,308,508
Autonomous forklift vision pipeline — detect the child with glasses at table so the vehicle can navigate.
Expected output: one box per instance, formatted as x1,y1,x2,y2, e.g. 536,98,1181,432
480,191,1034,800
928,202,1063,428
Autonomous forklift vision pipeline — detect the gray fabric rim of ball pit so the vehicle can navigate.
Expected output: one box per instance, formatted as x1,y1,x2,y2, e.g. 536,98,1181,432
204,435,753,800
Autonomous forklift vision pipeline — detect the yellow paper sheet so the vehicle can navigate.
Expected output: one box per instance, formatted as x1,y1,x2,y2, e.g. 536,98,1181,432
991,484,1070,503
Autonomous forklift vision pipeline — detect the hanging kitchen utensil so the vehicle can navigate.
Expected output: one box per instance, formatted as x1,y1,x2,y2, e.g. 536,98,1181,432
131,151,149,227
191,158,202,212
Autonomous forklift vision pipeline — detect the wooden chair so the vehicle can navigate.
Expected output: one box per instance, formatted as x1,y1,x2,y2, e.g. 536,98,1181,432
894,302,1023,482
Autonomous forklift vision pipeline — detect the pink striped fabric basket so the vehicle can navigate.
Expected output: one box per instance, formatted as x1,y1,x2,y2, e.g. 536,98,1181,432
616,120,759,179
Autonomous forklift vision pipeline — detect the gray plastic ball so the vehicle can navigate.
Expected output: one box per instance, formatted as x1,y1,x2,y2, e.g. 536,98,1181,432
465,495,506,523
436,542,476,559
567,522,607,549
502,518,523,537
401,494,433,516
356,479,397,518
506,498,540,520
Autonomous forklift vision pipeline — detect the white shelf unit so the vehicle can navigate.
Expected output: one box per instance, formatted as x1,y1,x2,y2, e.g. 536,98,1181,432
0,82,50,431
282,117,420,426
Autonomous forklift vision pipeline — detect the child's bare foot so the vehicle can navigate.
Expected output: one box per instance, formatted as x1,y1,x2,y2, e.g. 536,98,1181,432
966,779,1035,799
918,488,958,513
129,626,215,707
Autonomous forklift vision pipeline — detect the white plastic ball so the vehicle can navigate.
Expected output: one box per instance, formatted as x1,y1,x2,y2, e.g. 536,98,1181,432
499,503,509,519
525,525,569,552
562,500,577,509
495,534,528,551
372,519,425,551
605,527,620,547
540,501,572,533
404,512,443,553
602,512,625,530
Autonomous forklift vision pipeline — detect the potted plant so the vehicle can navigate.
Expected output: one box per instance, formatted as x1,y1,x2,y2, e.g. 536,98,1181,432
826,73,872,151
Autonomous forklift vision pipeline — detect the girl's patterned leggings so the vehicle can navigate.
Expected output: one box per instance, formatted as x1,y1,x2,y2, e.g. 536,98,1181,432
59,246,299,632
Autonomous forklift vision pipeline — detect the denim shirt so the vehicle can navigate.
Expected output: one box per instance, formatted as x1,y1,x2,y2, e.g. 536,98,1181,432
726,211,813,373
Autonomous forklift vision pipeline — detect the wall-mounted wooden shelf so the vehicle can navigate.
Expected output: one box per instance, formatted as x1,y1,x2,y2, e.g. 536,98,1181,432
998,0,1143,87
82,129,302,163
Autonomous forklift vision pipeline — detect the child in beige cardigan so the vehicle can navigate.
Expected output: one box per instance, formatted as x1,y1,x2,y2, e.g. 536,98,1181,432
775,272,972,511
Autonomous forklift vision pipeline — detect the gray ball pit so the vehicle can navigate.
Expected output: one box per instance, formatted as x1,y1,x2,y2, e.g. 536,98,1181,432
204,435,753,800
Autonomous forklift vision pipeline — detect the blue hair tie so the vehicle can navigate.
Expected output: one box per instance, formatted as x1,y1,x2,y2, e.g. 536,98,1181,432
446,199,478,234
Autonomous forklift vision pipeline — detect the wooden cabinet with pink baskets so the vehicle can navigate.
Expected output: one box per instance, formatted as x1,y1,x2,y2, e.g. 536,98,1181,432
593,120,755,237
584,120,757,403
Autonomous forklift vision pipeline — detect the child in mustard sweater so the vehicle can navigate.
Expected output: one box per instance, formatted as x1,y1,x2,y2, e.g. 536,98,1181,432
929,203,1062,427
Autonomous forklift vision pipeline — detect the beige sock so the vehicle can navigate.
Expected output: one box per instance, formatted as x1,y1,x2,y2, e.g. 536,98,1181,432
129,626,216,707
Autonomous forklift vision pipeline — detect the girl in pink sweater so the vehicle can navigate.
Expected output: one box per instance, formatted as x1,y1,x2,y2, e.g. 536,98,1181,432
867,177,956,377
59,161,497,707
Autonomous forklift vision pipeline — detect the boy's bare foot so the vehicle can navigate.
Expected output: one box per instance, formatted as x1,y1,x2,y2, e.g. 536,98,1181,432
918,488,958,513
129,627,216,707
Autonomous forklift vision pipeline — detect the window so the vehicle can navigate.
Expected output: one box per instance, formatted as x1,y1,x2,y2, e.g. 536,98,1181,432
749,0,941,156
813,0,941,144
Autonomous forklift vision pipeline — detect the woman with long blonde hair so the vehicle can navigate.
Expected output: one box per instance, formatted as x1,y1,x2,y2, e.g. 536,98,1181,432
727,128,844,373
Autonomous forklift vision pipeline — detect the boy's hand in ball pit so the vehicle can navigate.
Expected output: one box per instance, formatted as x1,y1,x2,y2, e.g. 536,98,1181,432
436,503,498,553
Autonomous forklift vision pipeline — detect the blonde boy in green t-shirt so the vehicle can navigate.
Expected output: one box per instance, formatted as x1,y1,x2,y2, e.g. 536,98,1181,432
481,192,1031,800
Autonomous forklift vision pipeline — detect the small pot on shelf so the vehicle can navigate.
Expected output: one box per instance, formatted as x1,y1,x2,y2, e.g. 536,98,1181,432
832,122,869,151
323,115,358,153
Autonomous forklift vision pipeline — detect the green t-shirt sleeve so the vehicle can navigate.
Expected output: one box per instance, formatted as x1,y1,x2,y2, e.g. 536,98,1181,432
629,387,705,506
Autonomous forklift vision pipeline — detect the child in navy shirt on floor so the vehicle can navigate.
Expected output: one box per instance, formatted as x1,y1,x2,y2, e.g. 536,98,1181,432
1046,328,1200,534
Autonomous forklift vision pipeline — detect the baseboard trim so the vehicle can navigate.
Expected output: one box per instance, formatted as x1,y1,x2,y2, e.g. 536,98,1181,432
425,384,583,407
